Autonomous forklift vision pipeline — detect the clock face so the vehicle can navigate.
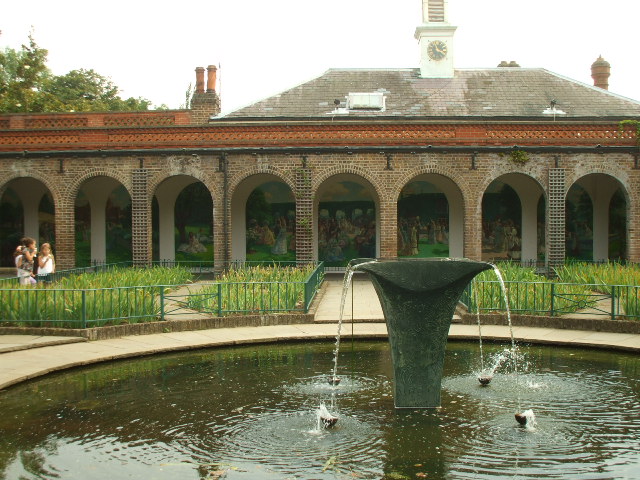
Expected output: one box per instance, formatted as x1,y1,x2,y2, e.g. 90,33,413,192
427,40,447,61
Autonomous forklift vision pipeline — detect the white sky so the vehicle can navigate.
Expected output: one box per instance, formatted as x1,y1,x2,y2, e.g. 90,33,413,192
2,0,639,115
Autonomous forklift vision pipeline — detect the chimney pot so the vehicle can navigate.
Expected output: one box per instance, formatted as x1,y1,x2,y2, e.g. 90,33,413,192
195,67,205,94
206,65,217,93
591,55,611,90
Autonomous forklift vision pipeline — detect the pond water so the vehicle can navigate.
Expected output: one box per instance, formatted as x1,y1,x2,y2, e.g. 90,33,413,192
0,341,639,479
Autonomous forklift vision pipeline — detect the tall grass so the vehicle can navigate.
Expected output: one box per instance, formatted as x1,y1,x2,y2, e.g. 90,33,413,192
555,262,640,317
0,266,192,328
184,264,319,315
472,262,601,317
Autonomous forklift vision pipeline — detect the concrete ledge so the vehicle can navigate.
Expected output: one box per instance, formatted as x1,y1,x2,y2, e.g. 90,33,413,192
461,313,640,334
0,313,314,341
0,335,87,353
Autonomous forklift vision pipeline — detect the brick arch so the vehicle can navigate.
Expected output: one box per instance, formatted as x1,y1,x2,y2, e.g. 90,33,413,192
476,164,547,202
228,166,295,200
148,171,221,206
311,164,385,203
0,170,61,208
391,166,469,203
565,167,633,262
565,166,631,201
63,168,133,208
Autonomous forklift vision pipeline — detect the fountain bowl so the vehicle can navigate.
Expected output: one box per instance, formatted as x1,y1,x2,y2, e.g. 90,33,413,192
327,376,341,386
478,375,492,386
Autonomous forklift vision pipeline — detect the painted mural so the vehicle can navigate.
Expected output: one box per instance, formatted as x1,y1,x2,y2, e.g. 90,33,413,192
565,185,593,261
173,182,213,261
565,185,626,261
608,189,627,260
482,182,523,261
318,181,375,267
246,181,295,262
397,181,449,258
75,186,132,267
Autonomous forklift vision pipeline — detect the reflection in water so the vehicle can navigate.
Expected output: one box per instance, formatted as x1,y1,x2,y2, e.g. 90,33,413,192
0,342,639,479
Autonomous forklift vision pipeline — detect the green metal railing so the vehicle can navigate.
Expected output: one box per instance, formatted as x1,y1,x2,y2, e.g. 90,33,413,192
0,285,162,328
462,280,640,320
0,262,324,328
162,262,324,317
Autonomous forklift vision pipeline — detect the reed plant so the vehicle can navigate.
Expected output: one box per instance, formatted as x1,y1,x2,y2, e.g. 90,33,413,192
185,263,319,314
0,266,192,328
555,262,640,318
471,261,597,316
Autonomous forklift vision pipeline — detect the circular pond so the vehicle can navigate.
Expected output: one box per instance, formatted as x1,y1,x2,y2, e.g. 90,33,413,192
0,341,639,479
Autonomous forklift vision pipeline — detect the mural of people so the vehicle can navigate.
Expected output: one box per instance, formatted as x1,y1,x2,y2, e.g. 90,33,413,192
246,182,296,261
172,182,213,261
318,181,376,267
397,181,449,258
482,182,522,262
565,185,593,261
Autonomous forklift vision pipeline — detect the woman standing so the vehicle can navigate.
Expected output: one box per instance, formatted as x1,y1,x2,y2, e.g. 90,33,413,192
37,243,55,283
16,237,37,286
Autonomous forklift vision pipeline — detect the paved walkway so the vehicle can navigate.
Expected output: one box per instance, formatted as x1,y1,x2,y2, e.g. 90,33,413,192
1,273,639,391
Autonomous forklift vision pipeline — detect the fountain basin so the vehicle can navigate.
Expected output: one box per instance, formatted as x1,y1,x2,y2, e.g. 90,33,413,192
1,341,639,479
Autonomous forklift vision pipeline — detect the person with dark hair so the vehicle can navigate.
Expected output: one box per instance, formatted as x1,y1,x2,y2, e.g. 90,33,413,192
16,237,37,285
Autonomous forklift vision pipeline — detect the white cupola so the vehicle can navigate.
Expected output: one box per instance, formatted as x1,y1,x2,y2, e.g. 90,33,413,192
415,0,457,78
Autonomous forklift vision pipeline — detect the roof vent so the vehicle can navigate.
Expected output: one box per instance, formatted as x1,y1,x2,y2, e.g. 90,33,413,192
347,92,386,111
498,61,520,67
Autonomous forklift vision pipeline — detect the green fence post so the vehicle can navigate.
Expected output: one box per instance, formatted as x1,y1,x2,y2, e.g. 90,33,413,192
550,283,555,316
160,287,165,321
611,285,616,321
81,290,87,329
217,283,222,317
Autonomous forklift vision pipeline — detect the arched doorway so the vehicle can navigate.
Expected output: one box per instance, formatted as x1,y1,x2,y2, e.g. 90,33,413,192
231,174,295,262
153,176,213,262
0,178,54,267
315,175,378,268
75,177,131,267
482,174,545,264
397,174,464,258
566,174,627,262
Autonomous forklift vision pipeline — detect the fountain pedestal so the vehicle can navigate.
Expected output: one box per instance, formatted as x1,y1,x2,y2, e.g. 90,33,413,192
354,258,492,408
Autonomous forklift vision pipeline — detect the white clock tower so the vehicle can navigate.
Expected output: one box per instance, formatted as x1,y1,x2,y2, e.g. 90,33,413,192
415,0,457,78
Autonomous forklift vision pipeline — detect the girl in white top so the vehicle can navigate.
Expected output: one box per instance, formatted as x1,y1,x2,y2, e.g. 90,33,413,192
37,243,55,281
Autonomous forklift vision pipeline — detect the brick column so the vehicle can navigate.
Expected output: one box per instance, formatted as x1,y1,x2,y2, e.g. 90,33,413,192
463,198,483,261
547,168,566,268
55,200,75,270
295,164,313,264
131,168,151,265
627,171,640,263
379,200,397,258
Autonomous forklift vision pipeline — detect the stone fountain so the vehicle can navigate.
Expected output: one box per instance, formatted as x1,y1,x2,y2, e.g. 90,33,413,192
352,258,493,408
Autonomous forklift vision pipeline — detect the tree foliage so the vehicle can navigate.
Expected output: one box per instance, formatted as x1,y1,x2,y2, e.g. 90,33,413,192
0,33,152,113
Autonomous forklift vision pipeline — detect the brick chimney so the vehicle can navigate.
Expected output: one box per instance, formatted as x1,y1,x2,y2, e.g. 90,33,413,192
190,65,221,123
195,67,205,94
591,56,610,90
206,65,217,93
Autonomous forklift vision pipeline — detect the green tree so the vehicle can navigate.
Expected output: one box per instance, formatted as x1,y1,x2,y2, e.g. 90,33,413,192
0,33,50,112
0,33,151,113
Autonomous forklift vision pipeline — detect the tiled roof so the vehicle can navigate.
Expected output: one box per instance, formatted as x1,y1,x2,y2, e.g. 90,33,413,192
221,68,640,119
